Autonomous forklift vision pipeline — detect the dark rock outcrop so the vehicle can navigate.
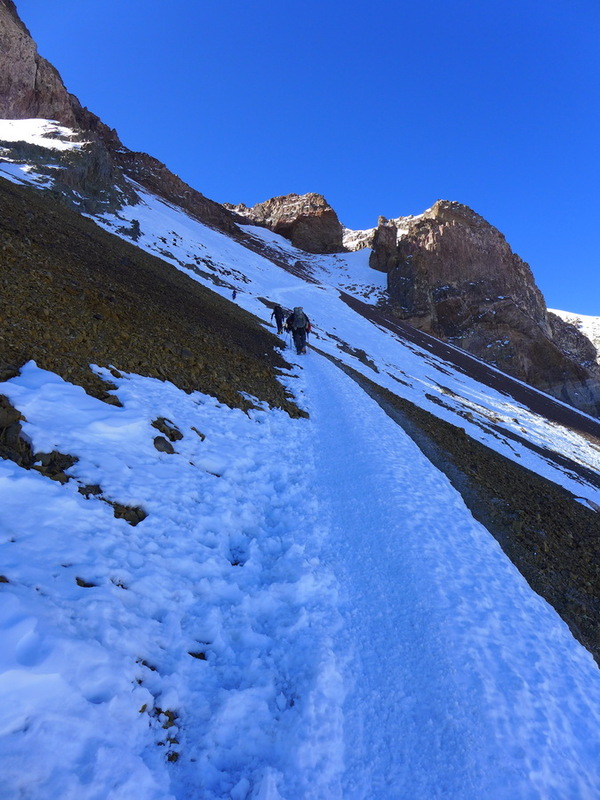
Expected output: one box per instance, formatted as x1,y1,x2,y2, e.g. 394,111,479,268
369,217,400,272
377,200,600,417
226,193,344,254
548,312,600,369
113,149,244,235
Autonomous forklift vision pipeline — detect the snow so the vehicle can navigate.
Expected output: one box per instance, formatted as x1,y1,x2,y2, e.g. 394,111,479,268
3,359,600,798
86,184,600,508
306,356,600,798
0,119,83,187
0,362,345,798
0,119,85,151
0,160,56,188
2,128,600,796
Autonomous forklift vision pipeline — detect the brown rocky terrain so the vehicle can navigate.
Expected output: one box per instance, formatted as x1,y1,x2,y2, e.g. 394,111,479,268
0,176,300,417
0,1,78,127
226,193,344,254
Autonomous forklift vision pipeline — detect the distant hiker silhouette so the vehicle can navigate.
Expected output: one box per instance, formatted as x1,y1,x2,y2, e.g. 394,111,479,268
232,289,237,300
271,304,285,334
286,307,311,355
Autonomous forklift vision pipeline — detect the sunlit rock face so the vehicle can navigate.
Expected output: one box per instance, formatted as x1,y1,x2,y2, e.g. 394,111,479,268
0,1,75,124
377,200,600,417
226,193,344,254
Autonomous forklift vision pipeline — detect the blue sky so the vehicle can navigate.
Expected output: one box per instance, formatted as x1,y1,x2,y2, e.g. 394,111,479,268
19,0,600,314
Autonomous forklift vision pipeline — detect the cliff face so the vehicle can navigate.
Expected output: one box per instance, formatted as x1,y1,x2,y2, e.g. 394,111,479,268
387,201,548,332
376,201,600,416
0,1,75,125
226,193,344,254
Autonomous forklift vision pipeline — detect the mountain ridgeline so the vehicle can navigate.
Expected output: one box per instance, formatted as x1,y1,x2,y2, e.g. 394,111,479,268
4,1,600,777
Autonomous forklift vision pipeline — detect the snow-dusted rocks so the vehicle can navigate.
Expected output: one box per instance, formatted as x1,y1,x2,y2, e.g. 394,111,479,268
549,308,600,366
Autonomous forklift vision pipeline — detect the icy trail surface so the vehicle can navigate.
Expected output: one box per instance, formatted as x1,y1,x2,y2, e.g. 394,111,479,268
304,355,600,799
3,358,600,799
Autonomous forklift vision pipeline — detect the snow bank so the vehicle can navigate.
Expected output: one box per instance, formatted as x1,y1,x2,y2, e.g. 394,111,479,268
0,362,345,799
0,119,84,151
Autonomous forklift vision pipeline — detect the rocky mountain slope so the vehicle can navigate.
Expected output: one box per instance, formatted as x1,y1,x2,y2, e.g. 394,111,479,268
2,0,599,417
2,150,600,797
225,193,344,254
233,191,600,417
2,3,600,794
2,0,600,665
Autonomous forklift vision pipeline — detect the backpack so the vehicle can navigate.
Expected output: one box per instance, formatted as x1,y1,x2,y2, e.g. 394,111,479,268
291,307,307,329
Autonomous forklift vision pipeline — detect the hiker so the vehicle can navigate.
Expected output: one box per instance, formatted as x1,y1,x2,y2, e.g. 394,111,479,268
286,306,311,355
271,304,285,334
232,288,237,300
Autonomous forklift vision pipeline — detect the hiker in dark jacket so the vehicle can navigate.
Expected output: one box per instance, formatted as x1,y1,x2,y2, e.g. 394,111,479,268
271,304,285,334
286,306,311,355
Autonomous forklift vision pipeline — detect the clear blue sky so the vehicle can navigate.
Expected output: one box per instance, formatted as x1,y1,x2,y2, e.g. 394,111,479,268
18,0,600,315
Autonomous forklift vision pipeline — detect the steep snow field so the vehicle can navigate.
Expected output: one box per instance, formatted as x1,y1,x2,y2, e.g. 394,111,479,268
85,182,599,509
0,119,85,151
2,123,600,798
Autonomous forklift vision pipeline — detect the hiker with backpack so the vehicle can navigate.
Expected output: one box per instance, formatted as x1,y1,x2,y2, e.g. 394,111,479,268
286,307,311,355
271,304,285,334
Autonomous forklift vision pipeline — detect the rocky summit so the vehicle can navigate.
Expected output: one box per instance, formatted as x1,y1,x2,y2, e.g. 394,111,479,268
226,193,344,254
375,200,600,416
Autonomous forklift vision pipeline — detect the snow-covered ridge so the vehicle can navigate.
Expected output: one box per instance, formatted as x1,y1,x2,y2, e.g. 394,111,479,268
87,186,600,503
1,135,597,496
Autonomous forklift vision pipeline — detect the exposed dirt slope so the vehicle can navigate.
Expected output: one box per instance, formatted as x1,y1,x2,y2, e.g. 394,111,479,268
0,177,299,415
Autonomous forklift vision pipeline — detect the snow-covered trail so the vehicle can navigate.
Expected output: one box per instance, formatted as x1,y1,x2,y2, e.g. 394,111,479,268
306,355,481,797
3,356,600,799
302,353,600,799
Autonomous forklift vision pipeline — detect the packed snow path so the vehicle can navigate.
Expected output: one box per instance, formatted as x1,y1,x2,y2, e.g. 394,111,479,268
303,354,600,799
3,357,600,798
